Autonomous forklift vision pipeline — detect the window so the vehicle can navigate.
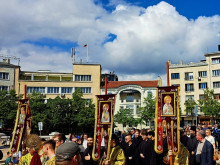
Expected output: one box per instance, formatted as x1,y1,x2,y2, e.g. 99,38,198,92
27,87,45,93
61,87,72,94
126,93,134,102
126,105,134,114
199,83,207,89
171,73,180,79
199,95,204,100
185,84,194,92
215,94,220,100
75,75,91,81
0,86,9,91
185,72,193,80
213,82,220,88
186,95,194,100
76,87,91,94
212,58,220,64
47,87,59,94
212,70,220,77
0,72,9,80
198,71,207,78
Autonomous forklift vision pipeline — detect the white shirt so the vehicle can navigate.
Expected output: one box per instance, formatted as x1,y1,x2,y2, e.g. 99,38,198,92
83,139,88,150
205,135,215,145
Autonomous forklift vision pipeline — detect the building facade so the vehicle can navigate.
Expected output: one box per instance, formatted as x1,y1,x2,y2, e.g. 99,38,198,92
169,49,220,125
101,77,162,130
0,59,20,91
14,64,101,103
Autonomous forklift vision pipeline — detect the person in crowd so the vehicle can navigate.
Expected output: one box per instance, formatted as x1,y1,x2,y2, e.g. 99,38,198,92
5,151,13,165
124,134,135,165
164,142,189,165
102,134,126,165
205,129,216,151
82,134,88,151
215,125,220,151
148,131,154,141
187,126,198,165
43,140,56,165
83,137,96,165
56,142,81,165
202,124,208,132
72,137,78,143
121,130,126,144
131,128,135,140
139,130,153,165
54,133,66,150
195,130,214,165
132,129,143,165
19,134,42,165
180,130,188,147
65,133,73,142
154,131,168,165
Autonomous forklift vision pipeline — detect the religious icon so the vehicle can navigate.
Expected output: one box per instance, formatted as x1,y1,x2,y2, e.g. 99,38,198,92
101,104,110,123
162,95,174,116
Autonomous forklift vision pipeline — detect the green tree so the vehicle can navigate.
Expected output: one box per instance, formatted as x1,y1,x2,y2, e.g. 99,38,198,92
198,88,220,124
138,93,155,127
0,90,18,129
75,99,95,133
114,108,135,129
47,96,73,133
28,91,49,134
184,99,197,115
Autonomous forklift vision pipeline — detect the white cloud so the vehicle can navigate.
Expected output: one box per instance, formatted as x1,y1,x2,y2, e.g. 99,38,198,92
0,0,220,82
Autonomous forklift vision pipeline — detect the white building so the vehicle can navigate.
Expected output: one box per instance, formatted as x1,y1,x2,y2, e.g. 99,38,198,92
101,78,162,130
169,47,220,125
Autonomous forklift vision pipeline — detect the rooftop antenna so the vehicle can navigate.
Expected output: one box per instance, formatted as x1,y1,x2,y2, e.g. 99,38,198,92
71,48,76,64
0,54,20,66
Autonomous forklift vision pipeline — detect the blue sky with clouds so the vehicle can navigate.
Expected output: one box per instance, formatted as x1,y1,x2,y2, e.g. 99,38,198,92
0,0,220,83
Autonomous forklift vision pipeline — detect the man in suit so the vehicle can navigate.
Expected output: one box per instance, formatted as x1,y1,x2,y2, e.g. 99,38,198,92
195,130,214,165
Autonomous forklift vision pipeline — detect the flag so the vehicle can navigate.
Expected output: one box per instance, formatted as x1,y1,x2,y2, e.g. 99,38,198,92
83,44,88,47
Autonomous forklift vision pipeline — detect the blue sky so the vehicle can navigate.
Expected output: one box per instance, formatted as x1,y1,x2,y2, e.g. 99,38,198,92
0,0,220,82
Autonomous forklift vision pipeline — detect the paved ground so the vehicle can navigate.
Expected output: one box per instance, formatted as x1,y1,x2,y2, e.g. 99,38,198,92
0,145,10,165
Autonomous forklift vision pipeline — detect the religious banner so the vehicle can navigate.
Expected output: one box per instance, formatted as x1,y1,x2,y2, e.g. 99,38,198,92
92,94,116,161
154,86,180,155
10,99,32,154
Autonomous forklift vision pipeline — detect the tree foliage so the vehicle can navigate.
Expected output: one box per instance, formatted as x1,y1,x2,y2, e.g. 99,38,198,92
184,99,197,115
198,88,220,122
138,93,156,126
1,89,96,135
114,108,135,128
0,90,18,129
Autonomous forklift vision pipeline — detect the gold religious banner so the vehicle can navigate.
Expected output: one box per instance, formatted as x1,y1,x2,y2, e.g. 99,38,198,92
155,86,180,155
92,94,116,161
10,98,32,154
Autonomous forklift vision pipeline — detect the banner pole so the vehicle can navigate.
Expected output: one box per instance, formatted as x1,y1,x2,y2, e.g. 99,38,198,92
105,77,107,95
170,155,173,165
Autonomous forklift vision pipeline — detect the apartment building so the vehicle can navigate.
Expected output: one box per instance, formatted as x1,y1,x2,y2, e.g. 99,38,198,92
169,47,220,125
13,63,101,103
0,59,20,91
101,77,162,130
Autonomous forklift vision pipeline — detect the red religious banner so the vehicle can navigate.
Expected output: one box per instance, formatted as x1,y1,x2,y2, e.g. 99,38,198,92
92,94,116,161
154,86,180,155
10,99,32,154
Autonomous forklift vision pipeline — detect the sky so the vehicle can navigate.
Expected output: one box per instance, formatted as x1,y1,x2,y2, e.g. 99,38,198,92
0,0,220,84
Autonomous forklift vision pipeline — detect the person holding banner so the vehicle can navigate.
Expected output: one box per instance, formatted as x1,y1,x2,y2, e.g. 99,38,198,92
102,134,126,165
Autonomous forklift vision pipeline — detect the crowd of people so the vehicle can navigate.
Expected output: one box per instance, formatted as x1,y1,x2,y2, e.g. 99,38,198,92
4,123,220,165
